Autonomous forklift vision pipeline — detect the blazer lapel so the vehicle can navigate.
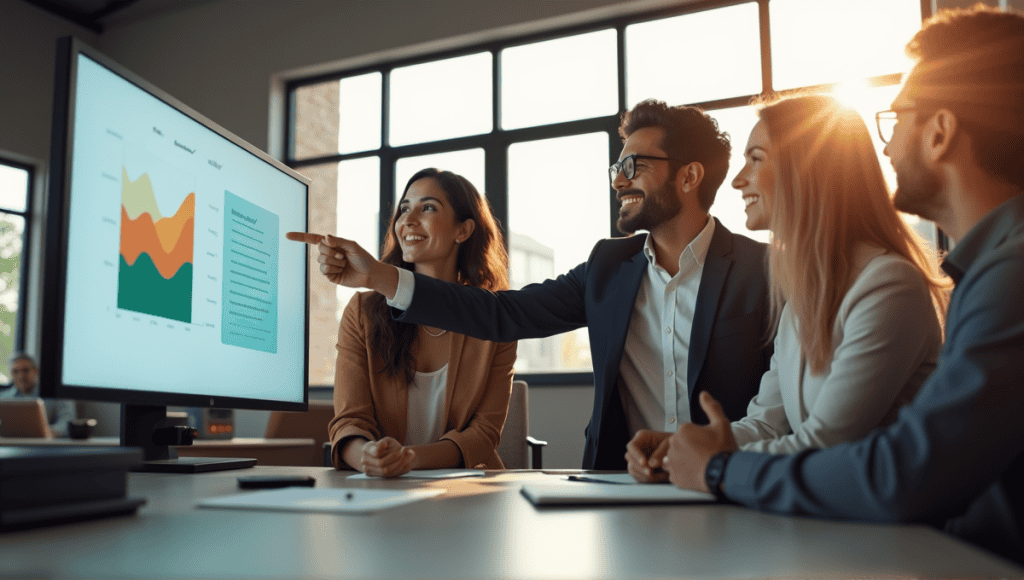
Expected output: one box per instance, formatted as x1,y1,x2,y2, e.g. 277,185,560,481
600,247,648,412
688,221,734,398
443,332,465,431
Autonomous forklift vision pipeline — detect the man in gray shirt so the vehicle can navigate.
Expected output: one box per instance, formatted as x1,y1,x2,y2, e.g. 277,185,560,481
660,6,1024,566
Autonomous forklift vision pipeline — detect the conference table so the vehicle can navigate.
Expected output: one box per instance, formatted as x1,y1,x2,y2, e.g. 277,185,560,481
2,466,1022,579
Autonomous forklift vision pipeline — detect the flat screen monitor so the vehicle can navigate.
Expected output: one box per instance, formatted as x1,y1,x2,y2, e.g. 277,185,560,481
41,36,310,472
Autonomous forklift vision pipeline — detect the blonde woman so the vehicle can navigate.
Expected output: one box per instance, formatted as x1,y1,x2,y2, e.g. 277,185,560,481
722,94,947,455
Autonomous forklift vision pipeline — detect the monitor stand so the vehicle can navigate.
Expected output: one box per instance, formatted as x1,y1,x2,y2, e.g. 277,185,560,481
121,404,255,473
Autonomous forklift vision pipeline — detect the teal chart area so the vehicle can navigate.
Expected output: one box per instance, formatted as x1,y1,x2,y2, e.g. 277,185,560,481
222,191,279,353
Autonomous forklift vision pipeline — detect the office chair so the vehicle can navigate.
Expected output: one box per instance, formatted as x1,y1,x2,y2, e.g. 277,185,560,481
264,399,334,466
497,380,547,469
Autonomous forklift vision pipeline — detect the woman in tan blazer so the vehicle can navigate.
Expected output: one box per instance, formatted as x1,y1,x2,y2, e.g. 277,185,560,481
327,168,516,476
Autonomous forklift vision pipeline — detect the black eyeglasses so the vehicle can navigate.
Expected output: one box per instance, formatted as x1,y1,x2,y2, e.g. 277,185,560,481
875,107,918,144
608,154,686,183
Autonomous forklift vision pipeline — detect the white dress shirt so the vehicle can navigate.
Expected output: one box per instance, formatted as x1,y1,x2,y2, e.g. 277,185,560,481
618,217,715,435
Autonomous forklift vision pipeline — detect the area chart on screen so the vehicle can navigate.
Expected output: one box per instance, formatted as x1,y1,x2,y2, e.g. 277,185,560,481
221,191,279,353
118,161,195,324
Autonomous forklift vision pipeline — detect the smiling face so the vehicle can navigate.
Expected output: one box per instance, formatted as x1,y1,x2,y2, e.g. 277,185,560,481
731,120,775,231
394,177,471,280
612,127,683,235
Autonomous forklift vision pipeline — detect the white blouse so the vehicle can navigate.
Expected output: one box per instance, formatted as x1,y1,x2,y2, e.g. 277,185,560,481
405,364,448,446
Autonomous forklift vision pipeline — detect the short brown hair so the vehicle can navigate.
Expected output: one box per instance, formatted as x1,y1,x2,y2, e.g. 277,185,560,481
906,5,1024,188
618,99,731,211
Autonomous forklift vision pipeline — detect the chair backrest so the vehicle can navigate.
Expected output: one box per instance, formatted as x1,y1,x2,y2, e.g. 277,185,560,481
264,399,335,466
497,380,529,469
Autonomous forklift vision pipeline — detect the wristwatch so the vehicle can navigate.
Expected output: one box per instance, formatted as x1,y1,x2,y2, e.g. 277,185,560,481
704,451,733,502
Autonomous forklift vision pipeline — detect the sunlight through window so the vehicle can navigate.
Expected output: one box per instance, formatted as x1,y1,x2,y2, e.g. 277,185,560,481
390,53,492,146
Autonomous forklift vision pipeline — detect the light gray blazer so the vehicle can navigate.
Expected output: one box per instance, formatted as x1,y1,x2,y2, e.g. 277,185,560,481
731,246,942,454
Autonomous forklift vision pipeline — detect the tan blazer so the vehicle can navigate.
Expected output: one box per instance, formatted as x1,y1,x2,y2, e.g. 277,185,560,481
329,291,517,470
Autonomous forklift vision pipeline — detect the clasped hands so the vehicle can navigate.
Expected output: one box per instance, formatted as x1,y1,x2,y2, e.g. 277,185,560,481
625,391,738,492
353,437,416,478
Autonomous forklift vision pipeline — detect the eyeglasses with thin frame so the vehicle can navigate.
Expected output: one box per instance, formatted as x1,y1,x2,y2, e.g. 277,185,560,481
608,153,686,184
875,107,918,144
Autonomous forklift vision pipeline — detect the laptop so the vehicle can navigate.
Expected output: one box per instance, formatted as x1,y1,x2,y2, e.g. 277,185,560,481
0,398,52,438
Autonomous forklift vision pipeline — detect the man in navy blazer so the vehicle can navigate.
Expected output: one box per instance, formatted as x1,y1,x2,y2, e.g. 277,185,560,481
661,6,1024,565
298,100,772,470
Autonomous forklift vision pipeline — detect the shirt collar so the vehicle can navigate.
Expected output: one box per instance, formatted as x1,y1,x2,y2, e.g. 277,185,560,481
942,195,1024,284
642,215,716,270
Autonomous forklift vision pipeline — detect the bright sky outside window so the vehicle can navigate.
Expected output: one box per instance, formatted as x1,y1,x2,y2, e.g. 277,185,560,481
770,0,921,91
0,164,28,212
626,2,761,108
501,29,618,130
338,73,382,155
508,132,607,372
394,149,486,205
335,156,381,321
389,53,492,147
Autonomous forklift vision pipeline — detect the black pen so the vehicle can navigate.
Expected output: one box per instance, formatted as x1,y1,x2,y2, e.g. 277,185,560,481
566,475,625,484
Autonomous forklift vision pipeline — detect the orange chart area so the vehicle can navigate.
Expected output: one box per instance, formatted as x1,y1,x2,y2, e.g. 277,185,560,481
120,192,194,279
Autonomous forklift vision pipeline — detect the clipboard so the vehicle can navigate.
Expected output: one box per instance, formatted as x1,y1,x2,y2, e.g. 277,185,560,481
520,481,716,506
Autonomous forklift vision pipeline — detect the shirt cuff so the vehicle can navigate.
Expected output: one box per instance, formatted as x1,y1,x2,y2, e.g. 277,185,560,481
385,267,415,310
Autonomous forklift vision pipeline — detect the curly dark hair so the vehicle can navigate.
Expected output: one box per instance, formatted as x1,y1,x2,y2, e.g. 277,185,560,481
365,168,509,384
618,99,731,211
905,5,1024,188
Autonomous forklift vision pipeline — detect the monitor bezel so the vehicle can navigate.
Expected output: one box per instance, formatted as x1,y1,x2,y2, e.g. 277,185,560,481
41,35,310,413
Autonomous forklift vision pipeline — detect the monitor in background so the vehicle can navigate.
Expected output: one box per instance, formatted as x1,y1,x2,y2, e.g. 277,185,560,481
41,36,310,473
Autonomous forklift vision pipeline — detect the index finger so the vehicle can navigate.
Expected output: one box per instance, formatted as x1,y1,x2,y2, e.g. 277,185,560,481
285,231,325,245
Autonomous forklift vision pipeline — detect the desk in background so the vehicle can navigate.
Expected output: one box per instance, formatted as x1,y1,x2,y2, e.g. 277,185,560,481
0,437,317,466
1,466,1021,579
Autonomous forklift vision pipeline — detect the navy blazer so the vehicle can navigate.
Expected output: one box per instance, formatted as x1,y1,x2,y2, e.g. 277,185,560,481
396,218,772,469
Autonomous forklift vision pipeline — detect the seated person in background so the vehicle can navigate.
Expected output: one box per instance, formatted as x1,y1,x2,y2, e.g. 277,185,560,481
293,100,772,471
661,6,1024,565
0,353,77,437
292,169,516,477
626,94,947,481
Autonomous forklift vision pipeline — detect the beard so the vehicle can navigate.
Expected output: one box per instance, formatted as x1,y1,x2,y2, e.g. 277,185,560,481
892,136,942,220
616,179,683,235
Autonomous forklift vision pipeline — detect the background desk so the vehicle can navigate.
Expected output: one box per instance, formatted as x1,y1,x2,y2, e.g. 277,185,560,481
1,466,1021,579
0,437,317,466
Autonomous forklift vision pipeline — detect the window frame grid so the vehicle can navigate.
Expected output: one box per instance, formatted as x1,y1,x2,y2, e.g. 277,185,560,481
0,156,35,379
284,0,937,386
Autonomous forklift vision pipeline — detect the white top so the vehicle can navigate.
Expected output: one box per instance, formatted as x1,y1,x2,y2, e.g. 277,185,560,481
618,216,715,434
404,364,448,446
730,247,942,454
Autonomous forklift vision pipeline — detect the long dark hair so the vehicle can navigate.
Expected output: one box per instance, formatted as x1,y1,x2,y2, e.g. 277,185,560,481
366,168,509,383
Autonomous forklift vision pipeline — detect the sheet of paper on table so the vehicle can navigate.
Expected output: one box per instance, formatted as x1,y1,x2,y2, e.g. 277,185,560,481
347,469,486,480
197,487,444,515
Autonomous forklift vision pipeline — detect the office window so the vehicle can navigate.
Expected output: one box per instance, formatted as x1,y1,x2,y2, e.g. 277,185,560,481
501,30,618,130
0,160,30,382
287,0,930,384
625,3,762,107
770,0,921,91
508,133,608,372
389,53,492,147
394,149,486,204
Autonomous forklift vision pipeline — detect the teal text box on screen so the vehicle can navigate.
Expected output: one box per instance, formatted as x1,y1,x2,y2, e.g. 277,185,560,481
221,190,279,353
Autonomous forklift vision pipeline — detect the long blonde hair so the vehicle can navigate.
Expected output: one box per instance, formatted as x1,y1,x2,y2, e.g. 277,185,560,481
759,94,948,373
